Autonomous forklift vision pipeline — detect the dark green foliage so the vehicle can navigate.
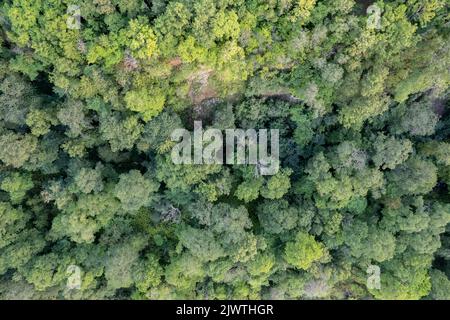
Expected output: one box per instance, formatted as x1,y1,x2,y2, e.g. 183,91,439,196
0,0,449,300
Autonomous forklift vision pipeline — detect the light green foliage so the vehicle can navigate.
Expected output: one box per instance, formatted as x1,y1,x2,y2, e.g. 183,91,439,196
133,254,164,293
260,168,292,199
246,251,276,276
339,96,389,129
212,10,240,41
342,221,396,263
178,225,225,262
195,169,233,202
156,154,222,192
49,192,120,243
284,232,326,270
22,253,70,291
104,235,147,290
165,253,205,291
0,0,449,301
114,170,159,212
1,172,34,203
124,18,158,60
0,202,28,249
57,100,90,138
73,165,104,194
26,108,57,137
370,252,432,300
0,132,38,168
0,229,46,275
291,0,317,22
100,113,143,152
235,176,263,202
124,89,166,121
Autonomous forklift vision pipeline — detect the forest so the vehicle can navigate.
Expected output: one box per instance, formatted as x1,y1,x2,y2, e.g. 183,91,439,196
0,0,449,300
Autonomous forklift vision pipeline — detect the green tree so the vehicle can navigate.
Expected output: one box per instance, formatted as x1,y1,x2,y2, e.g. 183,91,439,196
114,170,159,212
284,232,326,270
1,172,34,203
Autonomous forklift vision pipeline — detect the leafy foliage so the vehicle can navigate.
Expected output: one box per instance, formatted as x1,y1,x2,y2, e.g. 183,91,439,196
0,0,449,300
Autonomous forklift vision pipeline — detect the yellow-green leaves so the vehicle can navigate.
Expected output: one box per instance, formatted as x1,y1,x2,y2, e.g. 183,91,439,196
124,18,158,60
88,18,158,68
284,232,326,270
291,0,317,23
178,36,208,64
124,88,166,121
212,10,240,41
1,172,34,204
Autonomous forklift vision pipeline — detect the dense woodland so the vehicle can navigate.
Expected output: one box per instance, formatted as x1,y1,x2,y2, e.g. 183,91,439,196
0,0,449,300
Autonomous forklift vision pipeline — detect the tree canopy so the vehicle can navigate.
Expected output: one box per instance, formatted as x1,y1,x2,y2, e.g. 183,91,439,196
0,0,449,300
